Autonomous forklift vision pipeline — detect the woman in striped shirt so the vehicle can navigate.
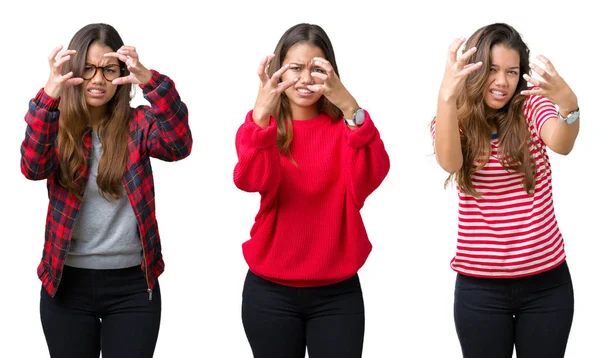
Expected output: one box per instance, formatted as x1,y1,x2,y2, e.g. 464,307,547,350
432,23,579,358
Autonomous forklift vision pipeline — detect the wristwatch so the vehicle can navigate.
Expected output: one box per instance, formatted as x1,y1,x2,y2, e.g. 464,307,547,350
344,108,365,126
558,108,580,125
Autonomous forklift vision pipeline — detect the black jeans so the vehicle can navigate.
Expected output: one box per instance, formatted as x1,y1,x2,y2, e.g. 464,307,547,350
454,261,574,358
242,270,365,358
40,265,161,358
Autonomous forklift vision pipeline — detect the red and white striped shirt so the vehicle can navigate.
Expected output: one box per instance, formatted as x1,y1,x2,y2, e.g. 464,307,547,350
433,95,565,278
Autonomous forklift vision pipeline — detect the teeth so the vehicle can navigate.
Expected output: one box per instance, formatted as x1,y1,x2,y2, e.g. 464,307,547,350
297,89,312,93
492,91,505,96
89,89,104,94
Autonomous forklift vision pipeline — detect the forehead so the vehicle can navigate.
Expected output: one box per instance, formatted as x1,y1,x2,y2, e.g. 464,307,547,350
86,42,118,64
490,44,520,66
283,43,326,63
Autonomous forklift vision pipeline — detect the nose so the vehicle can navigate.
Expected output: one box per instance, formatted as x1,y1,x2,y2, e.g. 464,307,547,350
91,68,105,84
299,68,313,85
494,72,508,87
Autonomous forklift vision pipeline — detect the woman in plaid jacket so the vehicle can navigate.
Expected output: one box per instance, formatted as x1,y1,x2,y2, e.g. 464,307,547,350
20,23,192,358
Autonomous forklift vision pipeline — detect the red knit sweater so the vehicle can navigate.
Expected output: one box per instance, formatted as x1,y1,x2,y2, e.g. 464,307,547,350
234,109,390,287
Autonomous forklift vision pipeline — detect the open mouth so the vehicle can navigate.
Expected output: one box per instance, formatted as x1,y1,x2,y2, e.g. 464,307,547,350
490,89,507,100
296,88,314,96
87,88,106,97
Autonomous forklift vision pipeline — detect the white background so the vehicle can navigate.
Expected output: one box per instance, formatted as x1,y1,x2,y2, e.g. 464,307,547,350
1,0,598,357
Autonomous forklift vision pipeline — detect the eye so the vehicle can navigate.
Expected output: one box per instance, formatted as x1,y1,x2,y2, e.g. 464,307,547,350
289,66,301,71
83,66,94,72
104,68,115,74
312,67,325,74
508,70,519,75
489,68,497,72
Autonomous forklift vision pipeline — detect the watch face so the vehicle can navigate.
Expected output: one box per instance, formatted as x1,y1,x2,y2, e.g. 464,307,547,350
567,111,580,124
562,110,580,124
355,108,365,125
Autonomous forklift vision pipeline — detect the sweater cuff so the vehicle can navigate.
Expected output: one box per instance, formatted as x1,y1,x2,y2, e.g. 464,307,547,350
346,109,376,148
35,88,61,111
245,110,277,149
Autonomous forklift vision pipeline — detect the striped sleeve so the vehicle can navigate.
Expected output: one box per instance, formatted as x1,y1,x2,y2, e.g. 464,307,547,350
526,94,558,135
430,118,436,150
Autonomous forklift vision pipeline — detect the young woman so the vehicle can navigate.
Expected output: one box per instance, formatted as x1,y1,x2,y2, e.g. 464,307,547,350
233,23,390,358
20,23,192,358
432,23,579,358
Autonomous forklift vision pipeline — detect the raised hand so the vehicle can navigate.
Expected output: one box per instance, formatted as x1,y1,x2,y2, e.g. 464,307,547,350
103,46,152,85
306,57,358,119
521,55,578,113
252,55,298,127
44,45,84,99
439,37,483,102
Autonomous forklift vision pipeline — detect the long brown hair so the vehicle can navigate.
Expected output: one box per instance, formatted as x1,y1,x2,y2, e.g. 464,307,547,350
57,23,132,200
447,23,537,197
268,23,343,159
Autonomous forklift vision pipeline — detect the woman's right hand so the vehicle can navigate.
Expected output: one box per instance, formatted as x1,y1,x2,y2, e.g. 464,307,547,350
439,38,482,102
252,54,298,128
43,45,84,99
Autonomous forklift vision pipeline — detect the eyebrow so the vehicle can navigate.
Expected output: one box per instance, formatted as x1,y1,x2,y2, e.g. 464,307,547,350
491,64,520,70
85,62,119,66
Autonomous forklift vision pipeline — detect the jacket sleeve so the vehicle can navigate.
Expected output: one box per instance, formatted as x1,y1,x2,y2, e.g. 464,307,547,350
20,89,60,180
343,110,390,208
136,70,192,161
233,110,281,194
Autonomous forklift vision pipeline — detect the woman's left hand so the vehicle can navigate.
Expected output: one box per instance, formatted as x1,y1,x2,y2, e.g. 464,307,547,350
104,46,153,85
307,57,359,118
521,55,578,113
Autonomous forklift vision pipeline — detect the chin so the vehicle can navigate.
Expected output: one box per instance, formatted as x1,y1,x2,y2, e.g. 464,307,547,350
484,98,510,111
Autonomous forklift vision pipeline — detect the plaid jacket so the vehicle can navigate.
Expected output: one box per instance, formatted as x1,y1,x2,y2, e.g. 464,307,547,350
20,70,192,297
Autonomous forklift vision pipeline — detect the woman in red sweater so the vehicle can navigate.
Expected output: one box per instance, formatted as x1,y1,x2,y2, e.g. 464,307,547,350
234,23,390,358
433,23,578,357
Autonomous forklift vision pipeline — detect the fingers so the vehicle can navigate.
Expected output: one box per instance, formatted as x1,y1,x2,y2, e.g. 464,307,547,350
65,77,84,87
310,71,328,81
59,72,84,87
116,47,139,60
257,55,274,82
48,45,63,62
111,75,136,85
523,73,542,88
460,61,483,76
520,87,543,97
53,54,73,69
457,46,477,66
104,52,129,63
306,84,324,94
312,57,334,76
270,64,290,83
536,55,556,74
448,37,466,61
529,63,552,81
278,77,298,91
119,45,137,54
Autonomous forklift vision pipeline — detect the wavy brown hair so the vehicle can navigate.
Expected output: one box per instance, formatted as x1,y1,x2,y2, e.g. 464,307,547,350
57,23,132,200
268,23,343,159
447,23,538,197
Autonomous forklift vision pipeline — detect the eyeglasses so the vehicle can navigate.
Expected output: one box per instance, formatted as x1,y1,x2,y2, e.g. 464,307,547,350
82,64,123,81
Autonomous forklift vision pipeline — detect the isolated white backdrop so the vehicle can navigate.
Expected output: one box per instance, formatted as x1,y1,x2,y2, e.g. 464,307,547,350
1,0,598,357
